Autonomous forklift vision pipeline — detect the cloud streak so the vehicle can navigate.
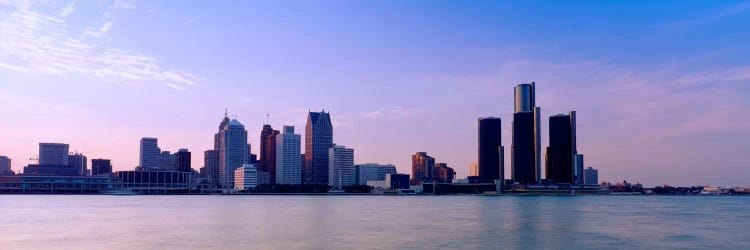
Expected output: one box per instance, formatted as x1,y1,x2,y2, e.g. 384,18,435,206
0,0,198,89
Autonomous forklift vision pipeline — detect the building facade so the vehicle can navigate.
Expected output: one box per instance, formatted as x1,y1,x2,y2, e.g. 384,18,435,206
511,82,541,184
355,163,397,185
260,125,279,184
546,112,577,184
234,164,258,190
276,126,302,185
139,138,160,170
329,145,355,188
91,159,112,176
584,166,598,185
478,117,503,183
0,156,11,175
574,154,584,184
434,163,455,183
68,153,88,176
174,149,191,172
469,162,478,177
304,111,333,185
204,150,220,187
411,152,435,182
386,173,410,190
158,151,175,171
39,143,69,165
219,119,249,188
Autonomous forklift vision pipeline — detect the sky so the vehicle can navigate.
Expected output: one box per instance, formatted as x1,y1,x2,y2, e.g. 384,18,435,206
1,0,749,187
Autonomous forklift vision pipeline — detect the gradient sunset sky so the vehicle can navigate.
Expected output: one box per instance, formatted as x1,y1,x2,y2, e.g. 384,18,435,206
1,0,749,186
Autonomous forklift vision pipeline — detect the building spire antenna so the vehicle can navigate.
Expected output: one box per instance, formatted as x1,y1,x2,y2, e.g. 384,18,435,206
225,108,228,118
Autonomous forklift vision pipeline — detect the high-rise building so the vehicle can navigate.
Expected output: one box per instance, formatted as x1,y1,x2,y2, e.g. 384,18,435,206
511,82,541,184
469,162,479,177
158,151,175,171
0,156,11,175
175,149,191,172
574,154,584,184
204,150,220,186
68,153,87,176
219,119,249,188
91,159,112,176
234,164,258,190
546,112,577,184
139,138,160,170
411,152,435,182
434,163,455,183
304,111,333,185
276,126,301,185
39,143,69,165
478,117,503,183
354,163,397,185
386,173,410,190
584,166,598,185
329,145,354,188
260,125,280,183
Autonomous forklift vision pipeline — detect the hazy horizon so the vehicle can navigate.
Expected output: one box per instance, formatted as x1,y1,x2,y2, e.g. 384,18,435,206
2,0,750,187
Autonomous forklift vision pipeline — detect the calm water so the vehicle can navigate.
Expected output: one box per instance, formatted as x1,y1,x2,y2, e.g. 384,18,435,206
1,195,749,249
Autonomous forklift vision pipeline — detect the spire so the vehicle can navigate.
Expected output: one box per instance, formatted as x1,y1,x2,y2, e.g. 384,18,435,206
225,108,228,118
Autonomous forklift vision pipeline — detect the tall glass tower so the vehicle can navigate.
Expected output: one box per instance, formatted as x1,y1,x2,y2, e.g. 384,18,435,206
304,111,333,185
512,82,541,184
478,117,503,184
219,119,248,188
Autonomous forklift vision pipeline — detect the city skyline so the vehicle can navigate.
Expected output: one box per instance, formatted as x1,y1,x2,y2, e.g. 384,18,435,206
2,1,750,186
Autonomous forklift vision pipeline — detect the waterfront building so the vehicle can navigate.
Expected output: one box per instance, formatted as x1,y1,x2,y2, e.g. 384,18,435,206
139,138,160,170
204,150,220,187
329,144,355,188
115,170,191,194
175,149,191,172
478,117,503,183
257,171,271,185
39,143,69,165
546,112,577,184
234,164,258,190
411,152,435,182
158,151,175,171
434,163,455,183
0,175,114,194
354,163,397,185
260,125,279,183
574,154,584,184
68,153,87,176
23,164,78,176
469,162,478,177
304,111,333,185
511,82,541,184
219,119,249,188
366,180,388,189
584,166,599,185
386,173,410,190
91,159,112,176
276,126,302,185
0,156,11,175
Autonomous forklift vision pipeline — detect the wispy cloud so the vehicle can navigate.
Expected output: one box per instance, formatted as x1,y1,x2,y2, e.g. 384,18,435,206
58,2,74,17
361,111,383,119
0,0,199,89
661,1,750,29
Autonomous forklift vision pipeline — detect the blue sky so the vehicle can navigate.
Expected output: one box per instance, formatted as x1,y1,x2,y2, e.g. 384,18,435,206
1,0,750,186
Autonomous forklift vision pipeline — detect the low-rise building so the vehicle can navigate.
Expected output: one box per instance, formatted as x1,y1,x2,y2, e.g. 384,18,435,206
234,164,258,191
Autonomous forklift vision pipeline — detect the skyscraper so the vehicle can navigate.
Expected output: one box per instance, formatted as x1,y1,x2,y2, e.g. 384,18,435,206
91,159,112,176
204,150,220,186
546,112,577,184
39,143,69,165
511,82,541,184
469,162,479,177
574,154,584,184
260,125,280,183
68,153,88,176
304,111,333,185
478,117,503,183
328,144,354,188
584,166,598,185
0,156,11,174
139,138,160,170
159,151,175,171
219,119,249,188
276,126,301,185
411,152,435,182
175,149,192,172
434,163,455,183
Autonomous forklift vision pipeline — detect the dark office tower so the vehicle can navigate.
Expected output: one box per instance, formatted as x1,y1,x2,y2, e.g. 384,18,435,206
204,150,220,186
546,112,577,184
68,153,88,176
478,117,503,183
260,125,280,183
304,111,333,185
512,82,541,184
215,110,230,151
175,149,191,172
411,152,435,182
91,159,112,176
434,163,455,183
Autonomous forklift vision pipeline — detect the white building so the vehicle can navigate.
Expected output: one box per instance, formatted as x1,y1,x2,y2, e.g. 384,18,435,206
276,126,301,184
355,163,396,185
39,143,69,165
139,138,160,170
329,144,355,188
235,164,258,190
366,180,388,189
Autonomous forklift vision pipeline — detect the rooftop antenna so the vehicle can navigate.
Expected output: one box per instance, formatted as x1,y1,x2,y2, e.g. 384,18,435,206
224,108,228,118
266,113,270,125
